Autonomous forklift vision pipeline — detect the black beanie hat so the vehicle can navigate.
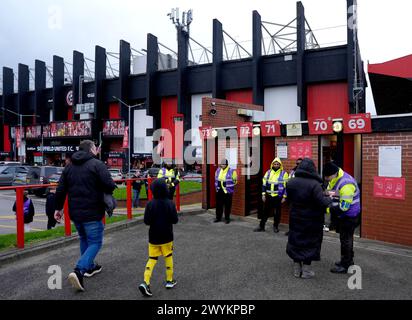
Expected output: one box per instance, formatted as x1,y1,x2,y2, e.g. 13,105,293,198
323,162,340,176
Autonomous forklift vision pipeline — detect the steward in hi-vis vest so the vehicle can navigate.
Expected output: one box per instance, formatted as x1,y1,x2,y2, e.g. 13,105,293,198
323,162,360,274
157,162,181,201
214,159,238,224
255,158,289,233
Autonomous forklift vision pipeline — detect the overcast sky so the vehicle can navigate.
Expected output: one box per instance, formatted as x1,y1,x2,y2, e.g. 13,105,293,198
1,0,411,114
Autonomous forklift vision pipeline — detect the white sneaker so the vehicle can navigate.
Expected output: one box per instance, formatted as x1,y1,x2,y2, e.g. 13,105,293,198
323,225,330,232
301,265,315,279
165,280,177,289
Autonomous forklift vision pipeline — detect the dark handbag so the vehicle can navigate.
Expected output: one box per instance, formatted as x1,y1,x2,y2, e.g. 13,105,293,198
104,193,117,217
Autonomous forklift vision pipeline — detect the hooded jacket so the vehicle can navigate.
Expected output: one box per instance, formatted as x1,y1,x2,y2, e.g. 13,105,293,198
13,196,35,224
285,158,332,262
262,158,289,198
144,178,179,245
55,151,116,223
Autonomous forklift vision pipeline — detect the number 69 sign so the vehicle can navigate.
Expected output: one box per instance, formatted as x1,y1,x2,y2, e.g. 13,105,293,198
343,113,372,133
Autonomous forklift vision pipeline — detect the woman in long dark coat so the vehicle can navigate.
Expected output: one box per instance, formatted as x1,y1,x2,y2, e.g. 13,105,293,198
286,158,332,279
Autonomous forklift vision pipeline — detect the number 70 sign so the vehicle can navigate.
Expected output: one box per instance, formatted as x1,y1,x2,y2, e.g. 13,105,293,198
308,117,333,135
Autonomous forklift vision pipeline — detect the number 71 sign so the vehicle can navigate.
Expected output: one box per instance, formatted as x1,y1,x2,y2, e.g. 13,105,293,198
261,120,281,137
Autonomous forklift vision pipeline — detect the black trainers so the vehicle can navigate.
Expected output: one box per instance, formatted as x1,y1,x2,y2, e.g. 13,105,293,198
165,279,177,289
273,226,280,233
84,264,102,278
254,227,265,232
335,261,354,267
213,219,221,223
284,231,289,236
330,265,348,274
139,282,153,297
68,269,85,292
225,219,231,224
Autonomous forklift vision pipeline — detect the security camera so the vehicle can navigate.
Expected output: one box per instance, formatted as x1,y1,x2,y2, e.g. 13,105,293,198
210,108,217,116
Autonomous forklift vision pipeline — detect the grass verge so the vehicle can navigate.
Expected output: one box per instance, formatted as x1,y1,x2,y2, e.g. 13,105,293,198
113,180,202,201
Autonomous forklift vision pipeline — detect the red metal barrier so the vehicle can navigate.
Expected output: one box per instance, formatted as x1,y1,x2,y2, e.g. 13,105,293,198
16,188,25,249
0,176,203,249
148,177,153,201
64,196,71,236
126,180,132,220
176,184,181,212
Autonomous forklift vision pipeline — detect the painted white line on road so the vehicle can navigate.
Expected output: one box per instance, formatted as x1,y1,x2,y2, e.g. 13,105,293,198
0,225,16,229
0,224,44,232
0,194,46,202
0,214,47,219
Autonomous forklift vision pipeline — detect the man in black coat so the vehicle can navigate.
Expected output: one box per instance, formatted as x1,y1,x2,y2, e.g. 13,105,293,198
54,140,116,292
285,158,332,279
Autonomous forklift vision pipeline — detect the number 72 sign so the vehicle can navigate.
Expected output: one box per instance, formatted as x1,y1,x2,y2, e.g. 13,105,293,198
237,122,253,138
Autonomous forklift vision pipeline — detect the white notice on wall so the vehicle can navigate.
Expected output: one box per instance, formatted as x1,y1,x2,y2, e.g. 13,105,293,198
379,146,402,178
225,148,238,170
277,144,288,159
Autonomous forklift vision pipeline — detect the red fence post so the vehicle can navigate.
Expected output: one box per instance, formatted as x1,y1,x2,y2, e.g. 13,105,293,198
176,183,181,212
127,179,132,220
16,188,25,249
148,177,153,201
64,196,71,236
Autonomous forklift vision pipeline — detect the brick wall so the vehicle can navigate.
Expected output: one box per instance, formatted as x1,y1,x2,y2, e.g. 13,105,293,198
201,97,264,215
362,132,412,246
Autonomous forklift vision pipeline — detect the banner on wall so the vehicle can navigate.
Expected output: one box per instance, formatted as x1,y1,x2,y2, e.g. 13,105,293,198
16,128,21,149
373,177,405,200
103,120,126,136
123,126,129,149
43,121,92,138
25,126,42,139
289,141,312,159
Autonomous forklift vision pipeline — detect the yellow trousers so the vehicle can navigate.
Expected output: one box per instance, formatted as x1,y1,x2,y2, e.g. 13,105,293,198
144,242,174,285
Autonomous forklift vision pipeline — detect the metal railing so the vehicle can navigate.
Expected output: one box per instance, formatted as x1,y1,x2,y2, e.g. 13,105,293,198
0,176,202,249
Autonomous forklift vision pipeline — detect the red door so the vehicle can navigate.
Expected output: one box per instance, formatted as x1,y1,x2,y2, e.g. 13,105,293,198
161,97,184,161
262,137,276,171
208,139,218,209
